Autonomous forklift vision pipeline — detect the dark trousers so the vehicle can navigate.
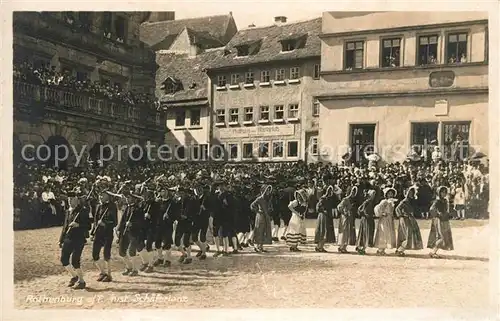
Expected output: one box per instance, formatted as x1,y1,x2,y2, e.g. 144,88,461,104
61,237,85,268
118,232,141,257
155,220,174,250
92,228,114,261
192,215,209,243
138,228,155,252
174,219,193,248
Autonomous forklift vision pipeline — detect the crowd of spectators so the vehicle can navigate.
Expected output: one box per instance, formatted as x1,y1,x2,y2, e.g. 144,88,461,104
13,155,490,230
14,61,158,109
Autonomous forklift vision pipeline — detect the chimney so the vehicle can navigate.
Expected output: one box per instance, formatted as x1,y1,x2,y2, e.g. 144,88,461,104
274,16,287,25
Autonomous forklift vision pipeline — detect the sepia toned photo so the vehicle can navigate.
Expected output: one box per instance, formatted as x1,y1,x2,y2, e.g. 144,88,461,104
5,3,498,318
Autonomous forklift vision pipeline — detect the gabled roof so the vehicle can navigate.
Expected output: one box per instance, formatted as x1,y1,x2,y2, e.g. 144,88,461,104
140,13,233,49
156,48,226,103
206,17,322,70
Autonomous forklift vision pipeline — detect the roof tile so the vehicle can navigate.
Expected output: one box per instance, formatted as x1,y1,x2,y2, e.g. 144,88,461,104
207,17,322,70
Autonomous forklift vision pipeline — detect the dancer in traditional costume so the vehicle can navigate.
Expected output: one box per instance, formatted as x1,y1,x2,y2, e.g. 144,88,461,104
314,186,336,252
153,186,175,267
192,185,210,260
355,189,376,255
427,186,454,258
137,188,158,273
373,187,397,255
117,191,145,276
250,184,273,253
279,186,295,241
395,186,423,256
59,189,91,289
90,187,118,282
286,189,308,252
337,186,358,253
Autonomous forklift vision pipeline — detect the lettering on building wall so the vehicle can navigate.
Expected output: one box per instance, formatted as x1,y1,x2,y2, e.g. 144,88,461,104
218,124,295,139
429,71,455,88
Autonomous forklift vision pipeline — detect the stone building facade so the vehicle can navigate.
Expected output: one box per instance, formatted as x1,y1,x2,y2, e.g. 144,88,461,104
13,12,163,167
316,11,488,163
143,13,238,161
206,17,323,162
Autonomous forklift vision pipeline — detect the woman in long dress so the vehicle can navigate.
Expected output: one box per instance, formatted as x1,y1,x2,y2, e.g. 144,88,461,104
337,186,358,253
314,186,336,252
373,187,397,255
355,189,376,255
395,186,423,256
286,189,308,252
427,186,454,258
250,184,273,253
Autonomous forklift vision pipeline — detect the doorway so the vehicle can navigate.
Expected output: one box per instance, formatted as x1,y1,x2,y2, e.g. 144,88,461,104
350,124,376,164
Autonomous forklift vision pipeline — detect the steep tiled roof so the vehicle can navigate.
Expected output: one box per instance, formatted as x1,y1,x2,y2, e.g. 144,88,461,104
140,14,232,49
186,28,225,48
206,17,322,70
156,48,226,103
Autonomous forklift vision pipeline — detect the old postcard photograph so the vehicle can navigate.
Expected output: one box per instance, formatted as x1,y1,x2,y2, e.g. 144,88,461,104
1,0,499,320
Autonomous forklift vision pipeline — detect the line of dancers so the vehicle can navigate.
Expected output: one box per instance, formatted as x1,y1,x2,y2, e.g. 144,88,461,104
59,179,454,290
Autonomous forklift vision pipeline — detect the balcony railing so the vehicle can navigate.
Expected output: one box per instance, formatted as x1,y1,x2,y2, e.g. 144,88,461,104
14,81,162,128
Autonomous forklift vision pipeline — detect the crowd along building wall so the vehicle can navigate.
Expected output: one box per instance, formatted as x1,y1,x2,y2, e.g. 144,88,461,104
316,11,488,164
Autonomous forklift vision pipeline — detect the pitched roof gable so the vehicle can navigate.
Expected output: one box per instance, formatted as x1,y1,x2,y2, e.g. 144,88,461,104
206,17,322,70
140,14,232,49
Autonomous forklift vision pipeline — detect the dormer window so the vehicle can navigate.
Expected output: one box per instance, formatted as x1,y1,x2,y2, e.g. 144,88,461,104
282,40,296,52
234,39,263,57
236,45,249,57
161,77,183,95
279,34,307,52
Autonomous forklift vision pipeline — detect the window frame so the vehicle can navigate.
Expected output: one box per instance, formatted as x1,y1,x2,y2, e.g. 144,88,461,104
216,109,226,124
274,105,284,120
242,143,254,159
417,34,439,66
174,109,186,128
380,37,402,68
244,107,254,122
344,40,365,70
229,108,239,123
287,141,299,158
228,143,239,160
272,141,284,158
258,142,270,158
245,71,254,84
290,67,300,79
259,105,270,121
230,74,240,85
445,31,469,64
312,100,320,117
313,64,320,79
275,68,286,81
217,75,227,87
288,103,299,119
261,70,270,83
190,108,201,127
309,136,319,156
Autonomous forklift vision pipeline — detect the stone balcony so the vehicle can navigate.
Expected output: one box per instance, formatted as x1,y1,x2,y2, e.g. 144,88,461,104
13,12,156,68
14,81,163,130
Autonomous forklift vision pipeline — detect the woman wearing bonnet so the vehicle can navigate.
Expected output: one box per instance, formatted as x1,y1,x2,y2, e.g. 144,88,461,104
373,187,398,255
427,186,454,258
286,189,309,252
355,189,376,255
314,185,337,252
250,184,273,253
337,186,358,253
395,186,423,256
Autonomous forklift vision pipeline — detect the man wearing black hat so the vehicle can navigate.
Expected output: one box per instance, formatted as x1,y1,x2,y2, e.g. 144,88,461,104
153,186,175,267
91,186,118,282
117,190,145,276
137,187,160,273
172,186,193,264
59,189,91,289
191,184,210,260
